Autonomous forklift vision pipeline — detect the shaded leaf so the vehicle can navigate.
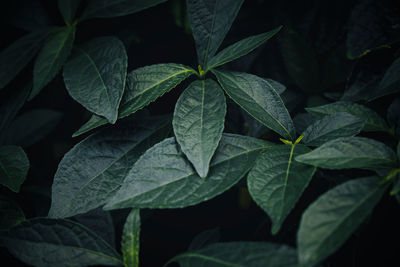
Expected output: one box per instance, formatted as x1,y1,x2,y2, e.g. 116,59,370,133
0,218,122,267
0,195,25,230
213,70,295,140
298,176,387,267
6,0,51,32
375,57,400,100
63,36,127,123
188,228,220,251
58,0,82,24
104,134,273,210
122,209,140,267
48,115,171,218
293,113,318,135
248,144,316,234
173,79,226,178
0,146,29,192
0,84,30,133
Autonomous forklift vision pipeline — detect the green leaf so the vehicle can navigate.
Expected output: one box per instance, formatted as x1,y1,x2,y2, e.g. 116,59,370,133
375,57,400,100
63,36,127,123
0,195,25,230
80,0,168,20
248,144,316,234
0,218,122,267
306,101,389,132
302,112,364,147
297,176,387,267
0,109,62,147
0,146,29,193
0,30,48,89
295,137,397,171
280,27,319,92
104,134,273,210
48,115,171,218
72,63,195,137
168,242,297,267
206,26,282,70
173,79,226,178
213,70,295,140
122,209,141,267
58,0,82,24
397,142,400,162
186,0,244,67
293,113,318,135
188,228,220,251
31,26,76,100
0,84,30,133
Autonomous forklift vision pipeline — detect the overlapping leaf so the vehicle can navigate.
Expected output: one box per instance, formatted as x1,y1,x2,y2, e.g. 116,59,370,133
213,70,295,140
0,146,29,192
63,36,127,123
104,134,273,210
122,209,141,267
173,79,226,178
58,0,82,24
375,57,400,100
0,85,30,133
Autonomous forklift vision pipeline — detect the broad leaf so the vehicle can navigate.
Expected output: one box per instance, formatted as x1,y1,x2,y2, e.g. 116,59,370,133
302,112,364,146
0,195,25,230
293,113,318,135
63,36,127,123
0,146,29,193
168,242,297,267
0,85,30,133
248,144,316,234
73,63,195,137
0,109,62,147
0,218,122,267
206,26,282,70
31,26,76,99
58,0,82,24
48,115,171,218
80,0,167,20
188,228,220,251
375,57,400,100
173,79,226,178
295,137,397,171
297,176,387,267
306,101,389,132
186,0,244,67
213,70,295,140
122,209,141,267
104,134,273,210
0,30,48,89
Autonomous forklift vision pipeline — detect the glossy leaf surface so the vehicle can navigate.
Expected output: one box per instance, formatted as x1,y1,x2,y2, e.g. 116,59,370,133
122,209,141,267
0,146,29,192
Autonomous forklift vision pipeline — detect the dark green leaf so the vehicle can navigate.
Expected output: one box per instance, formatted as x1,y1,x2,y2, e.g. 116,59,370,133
0,84,30,133
397,142,400,162
0,109,62,147
248,144,315,234
306,101,389,132
31,26,75,99
0,30,48,89
375,57,400,99
213,70,295,140
48,115,171,218
302,112,364,147
186,0,244,67
104,134,273,210
0,218,122,267
72,63,195,137
188,228,220,251
297,176,387,267
122,209,140,267
391,173,400,196
206,26,282,70
264,78,286,95
0,146,29,193
173,79,226,178
58,0,82,23
63,36,127,123
295,137,397,171
0,195,25,230
169,242,297,267
293,113,318,135
81,0,167,20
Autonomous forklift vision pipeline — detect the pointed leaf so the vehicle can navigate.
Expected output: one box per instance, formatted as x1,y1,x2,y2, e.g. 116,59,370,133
73,63,195,137
63,36,127,123
0,30,48,89
173,79,226,178
81,0,167,20
375,57,400,100
31,26,76,99
48,115,171,218
302,112,364,147
295,137,397,171
104,134,273,210
248,144,316,234
188,228,220,251
213,70,295,140
0,195,25,230
0,85,30,133
122,209,141,267
169,242,297,267
306,101,389,132
0,218,122,267
186,0,244,67
297,177,387,267
58,0,82,24
206,26,282,70
0,146,29,192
